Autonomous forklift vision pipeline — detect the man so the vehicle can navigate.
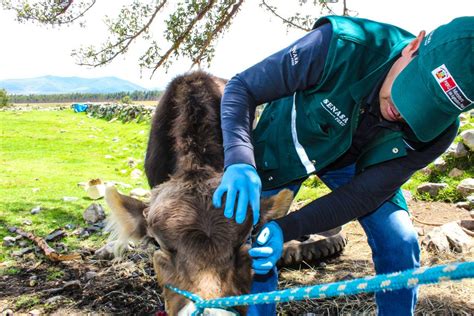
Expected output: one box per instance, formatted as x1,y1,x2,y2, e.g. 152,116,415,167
213,15,473,315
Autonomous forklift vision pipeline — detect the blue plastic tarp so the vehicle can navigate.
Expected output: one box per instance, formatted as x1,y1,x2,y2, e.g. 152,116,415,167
72,103,88,113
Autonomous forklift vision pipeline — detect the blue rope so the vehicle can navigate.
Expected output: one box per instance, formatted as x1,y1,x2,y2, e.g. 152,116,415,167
166,261,474,311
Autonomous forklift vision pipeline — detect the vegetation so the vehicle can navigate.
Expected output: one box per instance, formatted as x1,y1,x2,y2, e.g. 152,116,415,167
15,295,41,310
9,90,162,104
0,110,149,263
0,88,9,107
1,0,351,77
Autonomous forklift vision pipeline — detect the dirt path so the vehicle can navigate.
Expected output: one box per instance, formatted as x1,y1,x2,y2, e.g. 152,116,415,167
1,201,473,315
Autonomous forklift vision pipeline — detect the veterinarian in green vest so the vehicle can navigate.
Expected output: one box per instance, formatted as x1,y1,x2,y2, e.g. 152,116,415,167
213,16,473,315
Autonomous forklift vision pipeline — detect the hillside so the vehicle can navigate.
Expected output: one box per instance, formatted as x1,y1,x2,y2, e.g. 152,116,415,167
0,75,147,94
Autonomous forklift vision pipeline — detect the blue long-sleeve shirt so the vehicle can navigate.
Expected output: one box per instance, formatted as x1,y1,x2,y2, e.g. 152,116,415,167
221,23,457,241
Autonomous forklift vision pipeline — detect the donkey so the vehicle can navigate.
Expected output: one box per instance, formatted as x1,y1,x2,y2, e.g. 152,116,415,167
105,71,293,315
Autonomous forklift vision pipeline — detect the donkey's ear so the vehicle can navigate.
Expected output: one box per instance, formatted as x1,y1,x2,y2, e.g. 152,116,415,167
105,185,148,249
260,189,294,222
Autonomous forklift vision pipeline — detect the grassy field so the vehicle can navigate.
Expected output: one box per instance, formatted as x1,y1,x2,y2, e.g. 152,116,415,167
0,110,150,263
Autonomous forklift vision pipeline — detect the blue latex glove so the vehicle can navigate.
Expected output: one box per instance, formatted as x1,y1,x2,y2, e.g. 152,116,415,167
213,163,261,225
248,221,284,275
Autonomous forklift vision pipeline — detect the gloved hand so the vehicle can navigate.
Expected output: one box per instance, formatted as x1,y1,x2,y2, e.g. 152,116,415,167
248,221,284,275
213,163,261,225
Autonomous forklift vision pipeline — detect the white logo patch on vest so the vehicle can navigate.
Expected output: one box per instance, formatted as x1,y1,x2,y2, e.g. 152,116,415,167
321,99,348,126
431,64,473,110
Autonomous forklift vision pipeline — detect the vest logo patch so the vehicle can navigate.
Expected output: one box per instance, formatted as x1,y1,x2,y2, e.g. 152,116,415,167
321,99,348,126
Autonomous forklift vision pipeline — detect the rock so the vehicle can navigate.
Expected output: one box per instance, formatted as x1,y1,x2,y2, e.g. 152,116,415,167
31,206,41,214
417,183,448,198
402,189,413,203
419,166,432,176
3,236,16,247
460,219,474,231
85,178,105,200
65,223,75,230
85,271,98,280
112,137,119,142
457,178,474,197
63,196,79,202
455,202,471,210
127,157,138,168
94,241,118,260
28,310,41,316
433,157,448,172
23,219,32,226
130,169,143,179
104,155,114,159
29,276,38,287
448,168,464,178
32,188,40,193
460,129,474,151
2,309,14,316
19,241,28,247
45,295,64,305
11,247,34,257
45,229,66,242
63,280,81,290
446,142,469,158
83,203,105,224
468,195,474,207
422,222,473,253
130,188,151,199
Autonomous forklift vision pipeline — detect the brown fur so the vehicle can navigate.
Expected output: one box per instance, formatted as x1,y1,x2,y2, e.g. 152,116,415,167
106,71,293,315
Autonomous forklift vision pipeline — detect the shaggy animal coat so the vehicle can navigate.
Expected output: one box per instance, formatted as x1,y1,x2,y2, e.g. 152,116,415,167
106,71,292,315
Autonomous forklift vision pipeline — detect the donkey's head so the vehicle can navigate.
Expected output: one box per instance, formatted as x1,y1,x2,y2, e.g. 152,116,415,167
106,178,292,315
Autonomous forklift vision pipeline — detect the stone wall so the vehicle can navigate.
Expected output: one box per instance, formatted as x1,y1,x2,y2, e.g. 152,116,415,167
86,103,155,123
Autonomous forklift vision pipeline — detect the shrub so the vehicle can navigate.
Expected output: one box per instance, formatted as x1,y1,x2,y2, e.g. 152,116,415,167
0,89,9,107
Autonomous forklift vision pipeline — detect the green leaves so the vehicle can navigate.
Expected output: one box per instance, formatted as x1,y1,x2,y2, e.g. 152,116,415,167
1,0,349,77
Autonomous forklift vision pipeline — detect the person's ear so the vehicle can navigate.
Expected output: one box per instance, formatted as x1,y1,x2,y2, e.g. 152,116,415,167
402,31,426,58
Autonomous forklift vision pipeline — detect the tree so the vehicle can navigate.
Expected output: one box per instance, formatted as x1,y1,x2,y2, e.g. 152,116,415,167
1,0,351,78
120,95,132,105
0,89,9,107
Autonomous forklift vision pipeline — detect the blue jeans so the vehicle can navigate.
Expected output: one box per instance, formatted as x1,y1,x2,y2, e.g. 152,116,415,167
248,164,420,316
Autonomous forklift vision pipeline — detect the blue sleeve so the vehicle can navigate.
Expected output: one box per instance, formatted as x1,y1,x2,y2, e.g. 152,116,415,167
221,22,333,168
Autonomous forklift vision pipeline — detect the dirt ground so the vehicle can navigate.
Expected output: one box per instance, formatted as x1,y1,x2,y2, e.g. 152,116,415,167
1,200,473,316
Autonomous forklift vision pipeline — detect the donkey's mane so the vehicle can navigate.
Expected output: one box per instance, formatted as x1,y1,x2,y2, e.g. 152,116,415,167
145,71,226,188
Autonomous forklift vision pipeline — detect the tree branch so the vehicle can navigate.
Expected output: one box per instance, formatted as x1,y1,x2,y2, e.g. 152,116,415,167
190,0,244,68
260,0,311,32
77,0,167,67
150,0,216,77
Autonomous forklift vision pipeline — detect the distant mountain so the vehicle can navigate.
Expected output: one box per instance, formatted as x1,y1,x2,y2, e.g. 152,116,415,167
0,75,147,95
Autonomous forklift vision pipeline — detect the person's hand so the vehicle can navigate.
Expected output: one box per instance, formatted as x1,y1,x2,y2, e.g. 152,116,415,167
248,221,284,275
213,163,261,225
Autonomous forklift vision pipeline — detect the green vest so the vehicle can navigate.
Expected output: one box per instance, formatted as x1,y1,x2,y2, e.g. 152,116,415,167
253,16,416,209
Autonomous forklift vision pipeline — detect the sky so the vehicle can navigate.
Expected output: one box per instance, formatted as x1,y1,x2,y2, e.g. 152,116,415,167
0,0,472,90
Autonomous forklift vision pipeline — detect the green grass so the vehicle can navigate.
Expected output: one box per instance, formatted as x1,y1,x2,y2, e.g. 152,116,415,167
46,267,65,281
15,295,41,310
0,110,150,262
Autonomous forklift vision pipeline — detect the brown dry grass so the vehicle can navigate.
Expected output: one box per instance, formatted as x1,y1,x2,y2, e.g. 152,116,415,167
277,209,474,315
